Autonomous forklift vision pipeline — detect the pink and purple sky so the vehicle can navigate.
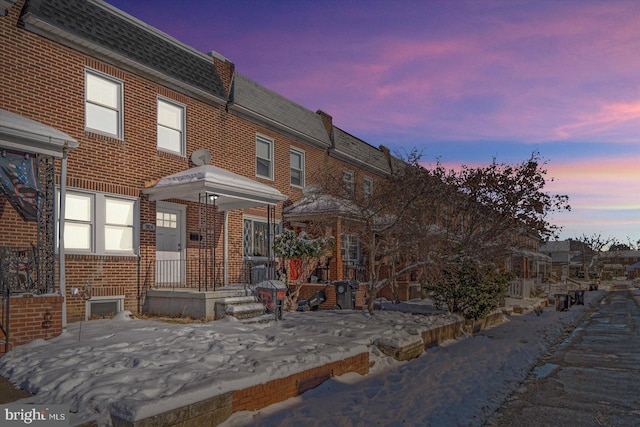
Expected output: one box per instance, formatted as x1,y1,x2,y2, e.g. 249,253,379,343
106,0,640,244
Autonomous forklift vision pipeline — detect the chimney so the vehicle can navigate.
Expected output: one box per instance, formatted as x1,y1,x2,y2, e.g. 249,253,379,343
379,145,393,171
209,50,235,98
316,109,333,143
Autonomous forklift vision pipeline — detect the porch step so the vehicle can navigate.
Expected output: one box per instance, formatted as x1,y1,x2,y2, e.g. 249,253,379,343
240,313,276,325
214,296,265,320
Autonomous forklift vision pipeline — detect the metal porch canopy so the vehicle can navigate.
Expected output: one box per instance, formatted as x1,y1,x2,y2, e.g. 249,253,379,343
0,109,79,156
1,108,79,334
142,164,287,210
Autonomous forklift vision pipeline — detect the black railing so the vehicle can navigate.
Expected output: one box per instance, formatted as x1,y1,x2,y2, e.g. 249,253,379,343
154,259,278,290
0,246,45,294
343,261,367,282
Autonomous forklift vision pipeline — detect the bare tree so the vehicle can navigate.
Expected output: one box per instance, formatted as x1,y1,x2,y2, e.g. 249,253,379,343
574,233,615,279
302,150,570,319
409,152,571,319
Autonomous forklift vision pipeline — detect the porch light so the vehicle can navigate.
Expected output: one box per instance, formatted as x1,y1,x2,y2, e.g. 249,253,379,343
209,194,218,202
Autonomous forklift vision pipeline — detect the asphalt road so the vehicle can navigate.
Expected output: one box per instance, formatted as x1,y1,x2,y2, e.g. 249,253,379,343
486,284,640,427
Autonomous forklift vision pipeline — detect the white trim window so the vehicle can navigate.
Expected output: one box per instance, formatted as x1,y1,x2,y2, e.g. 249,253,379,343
58,189,139,255
364,176,374,200
341,234,359,263
343,170,355,197
63,192,93,251
256,134,274,180
85,69,123,138
104,197,135,252
290,148,305,187
243,216,280,259
157,97,186,155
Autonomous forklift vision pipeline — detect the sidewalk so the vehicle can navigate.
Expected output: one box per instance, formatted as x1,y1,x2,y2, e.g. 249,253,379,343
488,286,640,426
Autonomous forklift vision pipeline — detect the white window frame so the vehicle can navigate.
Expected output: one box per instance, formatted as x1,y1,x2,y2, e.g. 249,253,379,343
256,134,274,180
85,69,123,139
243,215,280,260
364,176,374,200
59,191,94,253
86,295,124,320
57,189,139,256
290,148,305,188
341,234,360,263
343,170,355,197
157,96,186,156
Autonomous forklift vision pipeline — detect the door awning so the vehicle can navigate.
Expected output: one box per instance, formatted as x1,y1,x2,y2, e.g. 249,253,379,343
143,165,287,211
0,109,79,157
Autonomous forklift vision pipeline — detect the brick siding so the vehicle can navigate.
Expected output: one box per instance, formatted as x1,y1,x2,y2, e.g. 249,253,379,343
0,295,63,353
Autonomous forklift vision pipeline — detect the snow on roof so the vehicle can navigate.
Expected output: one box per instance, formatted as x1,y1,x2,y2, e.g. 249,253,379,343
143,165,287,211
0,108,79,157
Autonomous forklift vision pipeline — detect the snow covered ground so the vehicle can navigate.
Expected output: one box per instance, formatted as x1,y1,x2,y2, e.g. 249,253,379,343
0,292,602,426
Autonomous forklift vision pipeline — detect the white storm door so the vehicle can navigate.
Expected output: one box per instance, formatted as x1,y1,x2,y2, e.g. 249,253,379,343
156,203,185,285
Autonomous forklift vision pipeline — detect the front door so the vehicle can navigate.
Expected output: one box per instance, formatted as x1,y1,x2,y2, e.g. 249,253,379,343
156,203,185,285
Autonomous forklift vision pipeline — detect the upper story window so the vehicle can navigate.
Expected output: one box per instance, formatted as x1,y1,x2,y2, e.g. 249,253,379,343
343,170,355,197
364,177,373,200
290,148,305,187
157,97,186,155
256,134,274,180
58,189,138,255
85,70,123,138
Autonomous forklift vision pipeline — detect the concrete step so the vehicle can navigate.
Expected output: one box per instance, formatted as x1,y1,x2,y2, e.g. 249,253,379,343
214,295,266,320
240,313,276,325
225,302,265,320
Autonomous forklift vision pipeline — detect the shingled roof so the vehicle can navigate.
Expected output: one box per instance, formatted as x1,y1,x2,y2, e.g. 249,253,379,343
331,127,393,175
21,0,227,102
229,73,332,149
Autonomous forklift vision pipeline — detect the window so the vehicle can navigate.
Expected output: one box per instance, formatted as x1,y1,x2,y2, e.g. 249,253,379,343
341,234,359,263
343,170,354,197
86,296,124,320
105,197,135,252
243,217,280,258
85,70,123,138
58,190,138,255
290,148,305,187
364,177,373,200
256,135,273,179
157,97,185,155
156,211,177,228
64,193,93,251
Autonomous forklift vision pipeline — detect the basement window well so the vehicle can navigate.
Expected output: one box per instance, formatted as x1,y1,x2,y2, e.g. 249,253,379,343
86,296,124,320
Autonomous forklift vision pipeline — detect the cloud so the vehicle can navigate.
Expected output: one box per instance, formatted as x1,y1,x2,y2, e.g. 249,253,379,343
555,101,640,141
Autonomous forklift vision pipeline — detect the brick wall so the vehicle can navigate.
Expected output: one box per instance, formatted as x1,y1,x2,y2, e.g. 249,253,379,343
232,352,369,412
1,0,391,327
111,352,369,426
1,295,64,353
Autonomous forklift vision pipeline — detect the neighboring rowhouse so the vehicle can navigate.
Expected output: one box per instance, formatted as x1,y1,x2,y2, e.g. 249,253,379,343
0,0,399,350
540,239,583,280
592,250,640,279
1,0,545,352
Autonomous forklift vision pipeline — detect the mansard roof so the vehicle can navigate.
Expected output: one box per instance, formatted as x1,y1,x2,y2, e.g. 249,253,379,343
229,73,332,149
21,0,227,103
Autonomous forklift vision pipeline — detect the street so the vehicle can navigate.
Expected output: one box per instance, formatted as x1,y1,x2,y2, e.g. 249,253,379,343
487,285,640,426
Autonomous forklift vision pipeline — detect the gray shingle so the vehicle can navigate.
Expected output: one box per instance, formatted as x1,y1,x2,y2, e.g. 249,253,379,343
231,73,331,148
22,0,226,100
332,127,391,175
